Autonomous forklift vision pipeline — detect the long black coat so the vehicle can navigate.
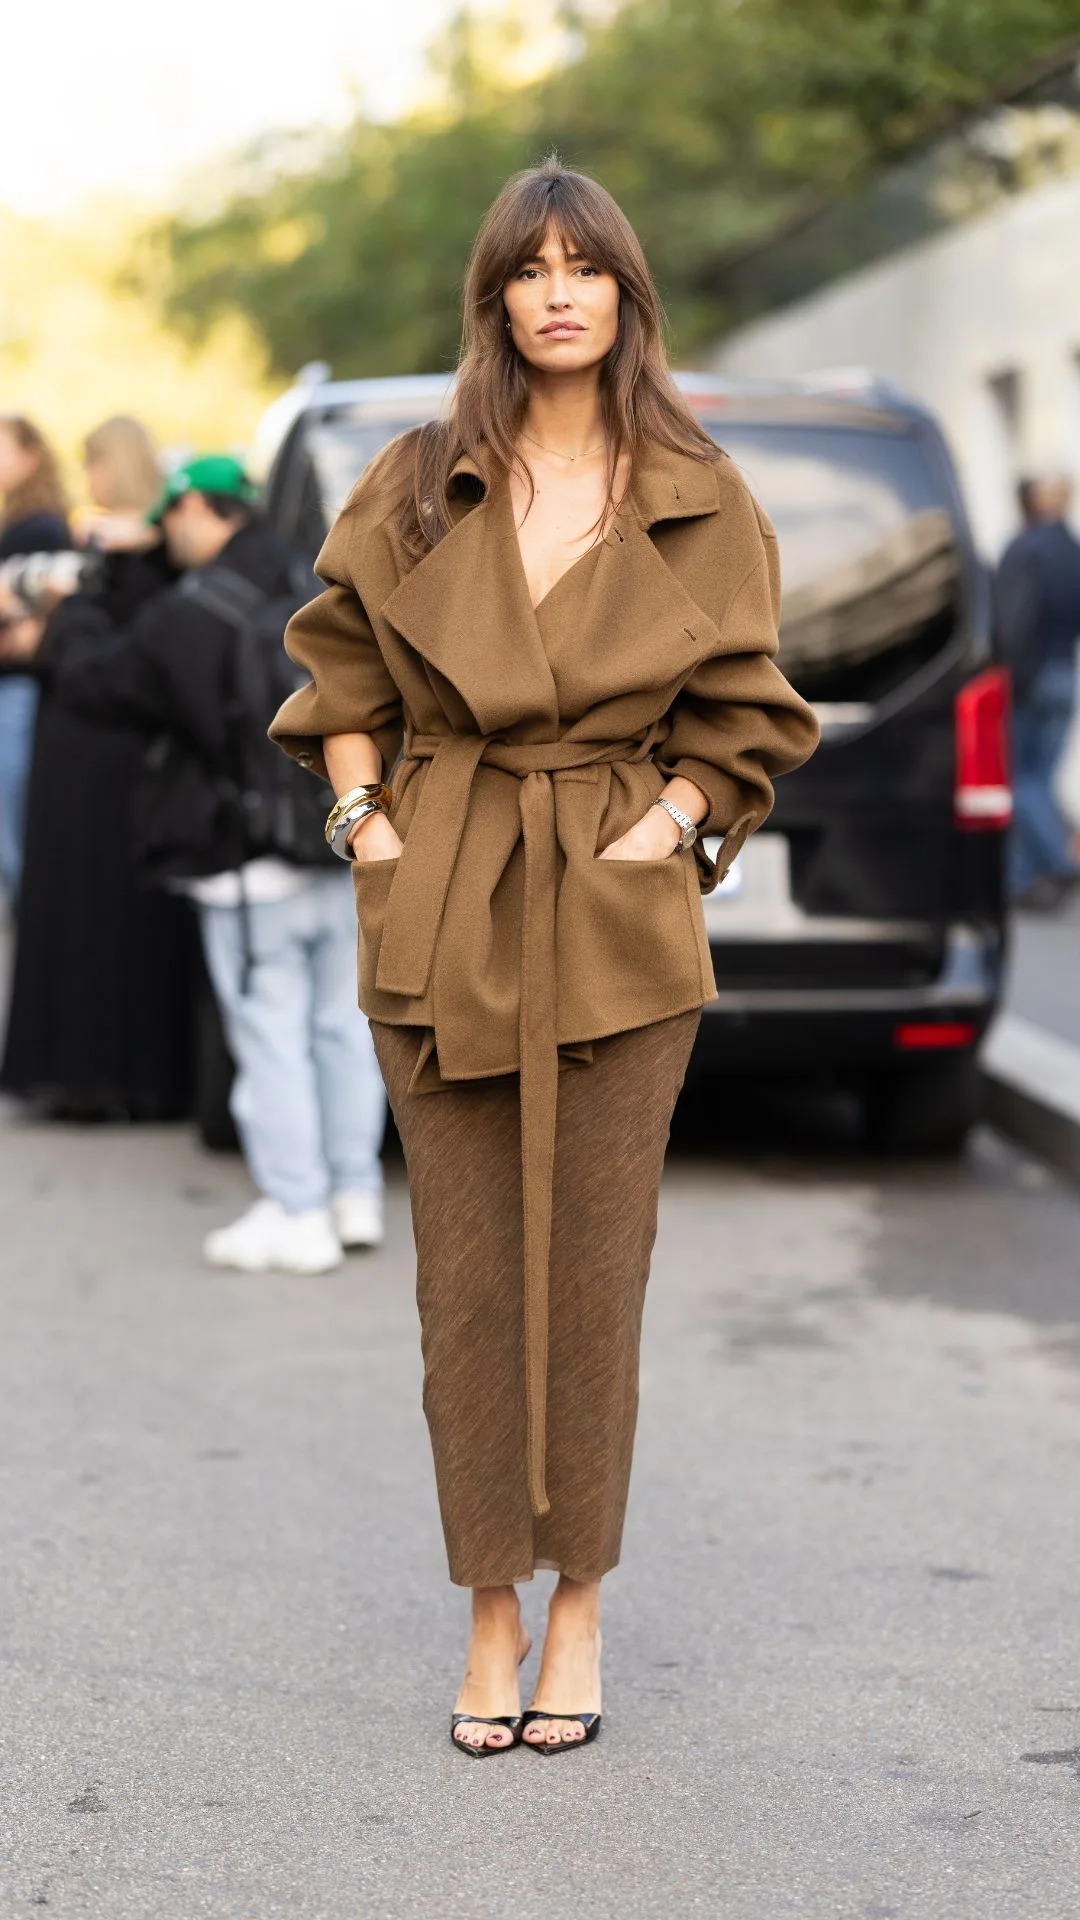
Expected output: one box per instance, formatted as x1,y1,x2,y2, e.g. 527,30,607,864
1,546,197,1116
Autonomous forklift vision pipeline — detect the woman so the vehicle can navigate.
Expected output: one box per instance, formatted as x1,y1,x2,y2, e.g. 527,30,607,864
1,417,196,1119
271,160,819,1756
0,417,70,899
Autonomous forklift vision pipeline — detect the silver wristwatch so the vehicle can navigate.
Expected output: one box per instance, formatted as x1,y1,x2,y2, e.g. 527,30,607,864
653,798,698,850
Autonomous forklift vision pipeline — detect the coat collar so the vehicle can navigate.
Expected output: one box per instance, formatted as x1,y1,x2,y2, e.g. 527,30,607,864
445,440,720,529
379,441,721,736
625,441,721,530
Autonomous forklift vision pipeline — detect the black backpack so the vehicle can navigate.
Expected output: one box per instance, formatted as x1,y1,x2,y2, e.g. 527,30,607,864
179,560,336,869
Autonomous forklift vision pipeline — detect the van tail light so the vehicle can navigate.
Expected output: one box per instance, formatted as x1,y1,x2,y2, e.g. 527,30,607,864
954,668,1012,828
894,1021,979,1050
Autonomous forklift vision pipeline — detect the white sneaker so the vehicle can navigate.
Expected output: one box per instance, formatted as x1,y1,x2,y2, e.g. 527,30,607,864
330,1189,384,1250
202,1198,344,1275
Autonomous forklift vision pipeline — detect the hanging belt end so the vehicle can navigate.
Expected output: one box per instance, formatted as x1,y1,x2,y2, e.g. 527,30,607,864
528,1452,550,1519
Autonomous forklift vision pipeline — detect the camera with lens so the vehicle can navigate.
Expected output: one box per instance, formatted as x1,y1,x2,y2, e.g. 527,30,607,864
0,549,105,621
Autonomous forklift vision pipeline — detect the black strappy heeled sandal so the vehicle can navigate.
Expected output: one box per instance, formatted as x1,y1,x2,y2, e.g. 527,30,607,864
520,1710,602,1755
450,1713,524,1759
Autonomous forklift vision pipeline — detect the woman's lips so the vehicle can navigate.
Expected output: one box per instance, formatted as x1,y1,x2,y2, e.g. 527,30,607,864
539,322,585,336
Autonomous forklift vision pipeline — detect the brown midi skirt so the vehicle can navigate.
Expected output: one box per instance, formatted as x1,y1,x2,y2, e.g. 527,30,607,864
372,1009,699,1588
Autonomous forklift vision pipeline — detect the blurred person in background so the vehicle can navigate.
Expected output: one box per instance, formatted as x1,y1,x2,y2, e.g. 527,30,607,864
0,417,197,1120
995,474,1080,911
0,417,70,901
0,454,385,1272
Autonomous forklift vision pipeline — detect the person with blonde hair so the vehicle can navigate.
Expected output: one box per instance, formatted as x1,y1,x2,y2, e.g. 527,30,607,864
0,416,70,897
80,415,162,532
1,414,196,1119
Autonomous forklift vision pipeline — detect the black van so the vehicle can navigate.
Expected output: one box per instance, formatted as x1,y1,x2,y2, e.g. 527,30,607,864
260,370,1009,1154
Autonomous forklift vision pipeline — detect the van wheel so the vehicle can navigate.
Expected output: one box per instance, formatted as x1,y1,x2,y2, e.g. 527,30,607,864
865,1055,980,1157
194,973,238,1152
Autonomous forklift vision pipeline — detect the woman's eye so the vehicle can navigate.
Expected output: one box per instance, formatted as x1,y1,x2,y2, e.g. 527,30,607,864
576,265,599,278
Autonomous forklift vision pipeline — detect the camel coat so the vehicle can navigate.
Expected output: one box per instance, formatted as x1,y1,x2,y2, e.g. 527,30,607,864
271,436,819,1518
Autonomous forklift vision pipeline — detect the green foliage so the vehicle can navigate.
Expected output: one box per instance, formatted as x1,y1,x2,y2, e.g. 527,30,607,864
155,0,1080,376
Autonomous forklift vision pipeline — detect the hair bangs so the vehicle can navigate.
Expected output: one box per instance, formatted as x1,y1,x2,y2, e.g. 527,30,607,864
503,180,628,293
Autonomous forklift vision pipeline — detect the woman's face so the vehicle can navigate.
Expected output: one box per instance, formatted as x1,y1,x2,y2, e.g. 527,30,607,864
503,226,620,376
0,427,38,496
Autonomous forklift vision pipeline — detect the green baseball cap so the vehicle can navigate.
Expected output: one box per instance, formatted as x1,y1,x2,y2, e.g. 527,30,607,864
147,454,258,524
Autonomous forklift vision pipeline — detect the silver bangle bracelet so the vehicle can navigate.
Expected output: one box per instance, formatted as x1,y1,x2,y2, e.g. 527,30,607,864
329,801,382,860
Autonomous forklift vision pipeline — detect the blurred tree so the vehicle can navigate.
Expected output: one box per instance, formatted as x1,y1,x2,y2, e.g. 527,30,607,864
151,0,1080,376
1,204,273,486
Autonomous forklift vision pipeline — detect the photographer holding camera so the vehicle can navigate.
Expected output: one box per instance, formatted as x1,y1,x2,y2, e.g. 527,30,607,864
1,417,197,1121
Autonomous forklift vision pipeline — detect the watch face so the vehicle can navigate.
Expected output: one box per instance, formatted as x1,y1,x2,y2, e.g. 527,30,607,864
685,824,698,848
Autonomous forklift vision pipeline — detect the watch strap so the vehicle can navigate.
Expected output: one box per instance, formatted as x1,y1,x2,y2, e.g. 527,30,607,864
653,797,698,849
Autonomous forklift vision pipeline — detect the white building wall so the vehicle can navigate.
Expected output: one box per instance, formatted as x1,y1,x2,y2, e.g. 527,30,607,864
709,172,1080,558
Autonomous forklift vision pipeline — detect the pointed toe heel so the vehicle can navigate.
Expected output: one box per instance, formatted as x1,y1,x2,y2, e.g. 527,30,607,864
450,1713,523,1759
520,1710,602,1755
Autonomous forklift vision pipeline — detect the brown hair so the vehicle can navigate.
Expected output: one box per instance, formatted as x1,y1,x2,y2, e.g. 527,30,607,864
0,415,69,530
396,156,719,555
83,415,161,513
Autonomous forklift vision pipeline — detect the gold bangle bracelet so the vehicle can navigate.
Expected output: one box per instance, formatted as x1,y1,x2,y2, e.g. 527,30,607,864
327,799,384,857
325,785,392,840
325,783,392,834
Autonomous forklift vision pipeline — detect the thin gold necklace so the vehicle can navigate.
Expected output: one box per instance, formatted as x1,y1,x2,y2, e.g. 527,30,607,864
521,430,607,463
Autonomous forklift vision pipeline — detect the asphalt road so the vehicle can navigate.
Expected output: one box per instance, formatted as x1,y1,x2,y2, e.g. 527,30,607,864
3,1093,1080,1920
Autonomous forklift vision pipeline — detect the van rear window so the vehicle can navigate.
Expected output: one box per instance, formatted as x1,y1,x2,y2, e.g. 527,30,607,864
699,420,963,701
308,420,422,516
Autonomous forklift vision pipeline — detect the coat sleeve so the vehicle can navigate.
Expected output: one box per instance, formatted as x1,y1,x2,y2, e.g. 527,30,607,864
269,490,404,784
655,502,819,869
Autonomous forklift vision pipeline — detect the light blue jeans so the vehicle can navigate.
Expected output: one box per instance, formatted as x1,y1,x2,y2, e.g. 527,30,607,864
198,872,386,1213
1009,658,1078,896
0,676,39,899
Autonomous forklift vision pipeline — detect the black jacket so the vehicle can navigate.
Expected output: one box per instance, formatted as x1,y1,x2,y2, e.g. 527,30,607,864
994,520,1080,700
43,516,299,882
0,509,70,561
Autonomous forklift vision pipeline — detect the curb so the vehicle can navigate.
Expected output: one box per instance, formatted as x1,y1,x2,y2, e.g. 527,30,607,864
980,1014,1080,1184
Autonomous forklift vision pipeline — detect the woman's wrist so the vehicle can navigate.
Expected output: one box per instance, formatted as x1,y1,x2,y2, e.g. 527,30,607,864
346,806,383,849
347,807,401,859
648,803,684,853
661,777,708,828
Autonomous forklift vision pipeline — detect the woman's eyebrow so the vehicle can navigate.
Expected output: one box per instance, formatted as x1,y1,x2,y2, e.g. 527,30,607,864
520,247,589,267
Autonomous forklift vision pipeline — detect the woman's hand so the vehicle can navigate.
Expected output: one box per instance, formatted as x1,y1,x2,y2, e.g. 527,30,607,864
81,511,160,554
599,804,682,861
0,616,46,663
0,576,27,623
348,808,404,864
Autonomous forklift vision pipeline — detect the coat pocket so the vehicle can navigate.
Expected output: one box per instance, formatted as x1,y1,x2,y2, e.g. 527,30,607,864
352,857,401,1004
556,850,703,1032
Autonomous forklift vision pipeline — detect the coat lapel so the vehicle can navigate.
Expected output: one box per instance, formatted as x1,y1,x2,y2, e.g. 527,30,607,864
379,441,728,733
380,465,559,736
554,446,725,715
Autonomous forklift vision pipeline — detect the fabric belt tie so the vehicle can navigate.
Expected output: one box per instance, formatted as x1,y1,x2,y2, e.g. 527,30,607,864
375,729,657,1518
